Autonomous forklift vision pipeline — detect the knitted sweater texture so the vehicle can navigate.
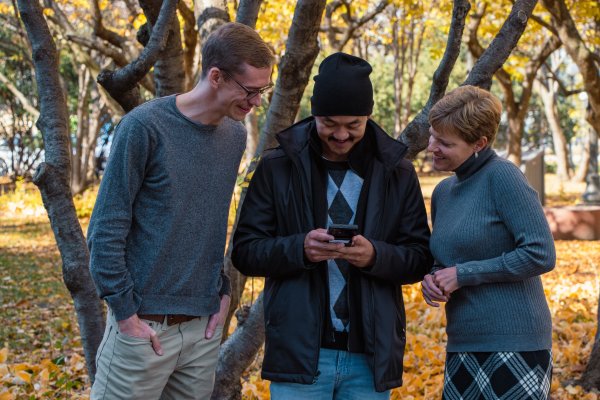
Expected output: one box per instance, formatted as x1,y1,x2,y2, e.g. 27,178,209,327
430,147,555,352
88,95,246,320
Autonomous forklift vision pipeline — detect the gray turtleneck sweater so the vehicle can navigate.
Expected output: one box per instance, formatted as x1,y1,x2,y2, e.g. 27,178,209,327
430,147,555,352
88,95,246,321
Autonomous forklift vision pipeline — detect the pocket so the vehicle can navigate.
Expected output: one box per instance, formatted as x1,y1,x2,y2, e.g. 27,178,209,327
116,331,152,344
95,325,113,368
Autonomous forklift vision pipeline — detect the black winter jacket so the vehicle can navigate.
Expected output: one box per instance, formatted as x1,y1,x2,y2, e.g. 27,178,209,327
232,117,432,392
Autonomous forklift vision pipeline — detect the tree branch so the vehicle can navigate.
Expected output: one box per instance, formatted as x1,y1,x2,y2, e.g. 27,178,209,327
179,0,199,90
66,34,129,67
464,0,538,89
91,0,127,48
338,0,391,51
398,0,470,158
236,0,263,28
97,0,178,112
0,71,40,118
540,61,584,97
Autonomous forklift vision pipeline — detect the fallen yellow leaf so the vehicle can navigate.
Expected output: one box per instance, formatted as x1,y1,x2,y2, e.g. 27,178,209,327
15,370,31,384
0,391,13,400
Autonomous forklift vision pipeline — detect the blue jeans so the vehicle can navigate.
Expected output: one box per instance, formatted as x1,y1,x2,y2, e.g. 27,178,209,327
270,348,390,400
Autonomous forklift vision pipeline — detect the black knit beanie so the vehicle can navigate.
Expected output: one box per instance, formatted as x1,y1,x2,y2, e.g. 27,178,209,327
311,52,374,116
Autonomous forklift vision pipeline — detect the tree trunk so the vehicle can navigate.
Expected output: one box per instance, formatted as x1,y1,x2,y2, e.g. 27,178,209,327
573,131,591,183
16,0,105,382
392,13,406,136
215,1,327,396
195,0,230,43
71,66,105,195
540,0,600,137
178,0,199,91
97,0,178,111
398,0,470,158
140,0,185,96
582,286,600,390
236,0,263,28
535,76,571,180
506,110,524,165
258,0,327,152
211,294,265,400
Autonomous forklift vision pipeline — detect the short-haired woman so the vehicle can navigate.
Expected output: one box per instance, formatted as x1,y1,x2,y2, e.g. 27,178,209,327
422,85,556,399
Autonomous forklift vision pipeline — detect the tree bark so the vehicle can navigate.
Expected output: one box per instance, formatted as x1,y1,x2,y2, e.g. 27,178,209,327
178,0,199,91
211,294,265,400
540,0,600,137
582,285,600,390
464,1,559,165
535,71,571,180
195,0,231,43
215,2,327,396
16,0,105,382
236,0,263,28
323,0,391,52
392,11,406,136
258,0,327,152
463,0,538,90
140,0,185,97
97,0,178,111
398,0,470,158
573,131,591,183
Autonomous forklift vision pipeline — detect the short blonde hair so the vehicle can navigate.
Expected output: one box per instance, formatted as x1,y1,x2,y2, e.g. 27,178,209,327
428,85,502,144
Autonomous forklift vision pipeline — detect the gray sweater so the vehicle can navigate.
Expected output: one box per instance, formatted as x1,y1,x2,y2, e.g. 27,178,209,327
88,95,246,321
430,147,555,352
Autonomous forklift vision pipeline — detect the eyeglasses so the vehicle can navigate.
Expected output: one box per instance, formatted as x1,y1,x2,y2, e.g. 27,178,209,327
221,70,273,100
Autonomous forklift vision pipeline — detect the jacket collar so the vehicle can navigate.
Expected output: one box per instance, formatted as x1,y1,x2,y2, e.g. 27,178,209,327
276,116,408,172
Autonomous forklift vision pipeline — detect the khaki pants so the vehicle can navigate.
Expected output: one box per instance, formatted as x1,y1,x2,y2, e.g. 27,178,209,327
91,311,222,400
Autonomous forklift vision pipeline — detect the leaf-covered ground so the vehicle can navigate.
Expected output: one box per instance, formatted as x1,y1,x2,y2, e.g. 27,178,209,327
0,176,598,399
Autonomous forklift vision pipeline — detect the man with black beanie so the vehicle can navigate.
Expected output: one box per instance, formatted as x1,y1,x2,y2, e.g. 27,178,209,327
232,52,432,399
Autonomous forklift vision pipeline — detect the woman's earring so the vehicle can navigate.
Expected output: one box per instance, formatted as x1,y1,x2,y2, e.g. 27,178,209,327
474,150,479,158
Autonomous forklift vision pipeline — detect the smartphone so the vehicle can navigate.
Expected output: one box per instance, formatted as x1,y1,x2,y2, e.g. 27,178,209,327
327,224,358,246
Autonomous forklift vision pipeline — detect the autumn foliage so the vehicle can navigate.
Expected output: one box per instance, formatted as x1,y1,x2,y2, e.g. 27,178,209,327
0,178,598,399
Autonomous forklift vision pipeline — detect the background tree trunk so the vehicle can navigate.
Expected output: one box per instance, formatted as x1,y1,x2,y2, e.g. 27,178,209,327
195,0,230,43
258,0,328,152
582,284,600,389
140,0,185,96
540,0,600,137
211,294,265,400
535,72,571,180
216,2,328,395
16,0,105,382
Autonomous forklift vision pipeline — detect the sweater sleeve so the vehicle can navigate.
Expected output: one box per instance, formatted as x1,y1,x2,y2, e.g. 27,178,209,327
232,158,312,279
87,117,150,320
456,162,556,287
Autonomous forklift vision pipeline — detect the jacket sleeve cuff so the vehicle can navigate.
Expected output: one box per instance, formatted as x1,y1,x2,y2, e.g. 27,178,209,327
357,239,379,273
219,271,232,297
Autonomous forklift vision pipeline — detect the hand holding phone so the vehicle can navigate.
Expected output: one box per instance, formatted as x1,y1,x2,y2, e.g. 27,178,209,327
327,224,358,246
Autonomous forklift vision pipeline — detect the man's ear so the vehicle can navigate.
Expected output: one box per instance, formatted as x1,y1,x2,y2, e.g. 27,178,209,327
206,67,222,89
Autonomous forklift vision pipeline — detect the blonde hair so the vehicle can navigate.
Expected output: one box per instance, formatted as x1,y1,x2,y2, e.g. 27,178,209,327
201,22,275,78
428,85,502,144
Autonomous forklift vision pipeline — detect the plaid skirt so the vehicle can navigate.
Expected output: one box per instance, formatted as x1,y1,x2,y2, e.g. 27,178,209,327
442,350,552,400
